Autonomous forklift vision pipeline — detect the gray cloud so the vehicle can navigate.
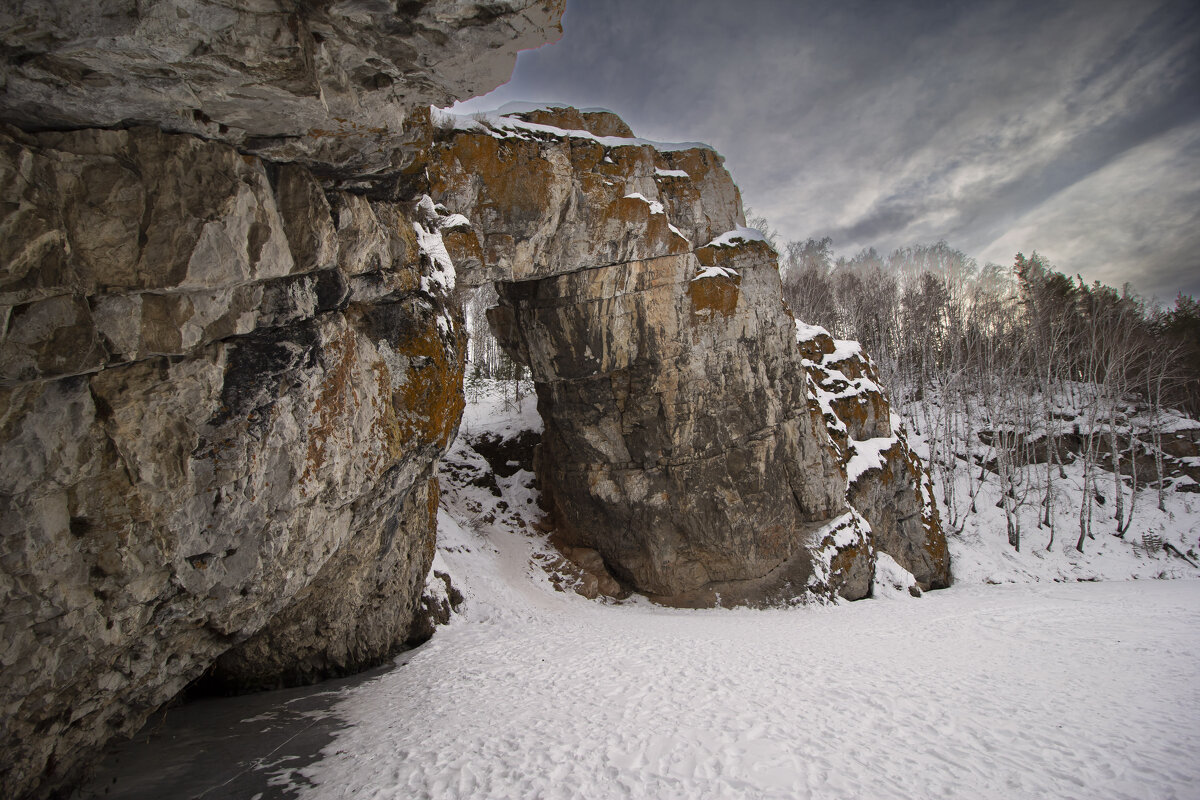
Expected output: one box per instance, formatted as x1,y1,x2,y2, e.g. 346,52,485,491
456,0,1200,300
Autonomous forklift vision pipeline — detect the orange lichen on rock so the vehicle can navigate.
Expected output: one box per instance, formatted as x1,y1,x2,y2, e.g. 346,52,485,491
687,273,741,323
609,194,653,224
430,134,553,224
796,334,835,363
302,327,360,485
510,107,635,138
829,538,871,590
442,227,482,272
424,475,440,562
392,315,465,452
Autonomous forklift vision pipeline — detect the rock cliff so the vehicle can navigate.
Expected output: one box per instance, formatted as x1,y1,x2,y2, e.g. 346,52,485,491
425,107,945,603
0,2,563,797
0,5,948,796
798,324,950,590
0,0,563,178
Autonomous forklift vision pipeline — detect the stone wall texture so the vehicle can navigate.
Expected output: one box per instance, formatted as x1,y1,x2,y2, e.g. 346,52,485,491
799,326,950,590
426,108,942,604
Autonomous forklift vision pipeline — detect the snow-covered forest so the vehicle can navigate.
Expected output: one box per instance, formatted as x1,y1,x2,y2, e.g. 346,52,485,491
776,238,1200,562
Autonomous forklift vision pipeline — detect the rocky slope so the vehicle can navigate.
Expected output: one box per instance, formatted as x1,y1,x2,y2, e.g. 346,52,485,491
0,2,563,797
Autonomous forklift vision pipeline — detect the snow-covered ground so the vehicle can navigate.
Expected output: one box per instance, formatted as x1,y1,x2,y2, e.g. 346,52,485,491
77,387,1200,800
296,515,1200,800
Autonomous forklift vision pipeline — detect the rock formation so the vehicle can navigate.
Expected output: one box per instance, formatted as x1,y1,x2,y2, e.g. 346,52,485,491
798,324,950,590
0,2,563,797
0,0,563,178
426,107,943,604
0,4,948,796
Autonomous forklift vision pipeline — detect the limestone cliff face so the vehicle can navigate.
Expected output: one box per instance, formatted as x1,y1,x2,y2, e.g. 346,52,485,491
1,5,945,794
0,120,467,800
0,3,563,798
428,109,857,603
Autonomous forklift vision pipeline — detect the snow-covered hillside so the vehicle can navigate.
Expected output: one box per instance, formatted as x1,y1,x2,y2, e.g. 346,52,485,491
898,397,1200,585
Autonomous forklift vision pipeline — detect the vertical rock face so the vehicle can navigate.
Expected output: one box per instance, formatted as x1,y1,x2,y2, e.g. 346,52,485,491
0,4,944,793
0,124,466,798
0,4,564,798
429,109,854,602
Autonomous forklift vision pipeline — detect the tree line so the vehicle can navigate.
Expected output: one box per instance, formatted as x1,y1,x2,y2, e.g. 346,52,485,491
777,236,1200,554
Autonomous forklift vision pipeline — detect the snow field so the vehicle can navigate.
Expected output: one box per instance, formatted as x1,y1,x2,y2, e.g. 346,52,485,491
294,386,1200,798
293,389,1200,800
295,499,1200,800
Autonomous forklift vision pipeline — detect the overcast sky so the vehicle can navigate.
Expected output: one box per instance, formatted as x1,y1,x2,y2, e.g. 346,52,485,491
455,0,1200,303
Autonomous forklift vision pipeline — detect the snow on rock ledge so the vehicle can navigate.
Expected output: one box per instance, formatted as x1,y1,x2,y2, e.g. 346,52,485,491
430,105,741,283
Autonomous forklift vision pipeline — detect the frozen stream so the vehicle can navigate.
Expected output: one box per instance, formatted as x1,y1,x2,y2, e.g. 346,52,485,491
79,508,1200,800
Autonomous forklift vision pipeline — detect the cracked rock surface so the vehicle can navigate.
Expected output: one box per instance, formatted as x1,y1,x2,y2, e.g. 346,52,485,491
0,3,562,797
0,0,564,177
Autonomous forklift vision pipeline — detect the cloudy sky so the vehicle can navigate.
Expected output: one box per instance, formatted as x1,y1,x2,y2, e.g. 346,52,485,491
455,0,1200,302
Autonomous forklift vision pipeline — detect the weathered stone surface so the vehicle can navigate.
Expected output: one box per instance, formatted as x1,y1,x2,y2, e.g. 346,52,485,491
0,0,565,175
430,109,849,601
430,106,948,602
491,251,846,597
799,326,950,590
0,126,467,797
204,473,442,691
431,108,742,283
0,4,562,796
0,2,945,786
